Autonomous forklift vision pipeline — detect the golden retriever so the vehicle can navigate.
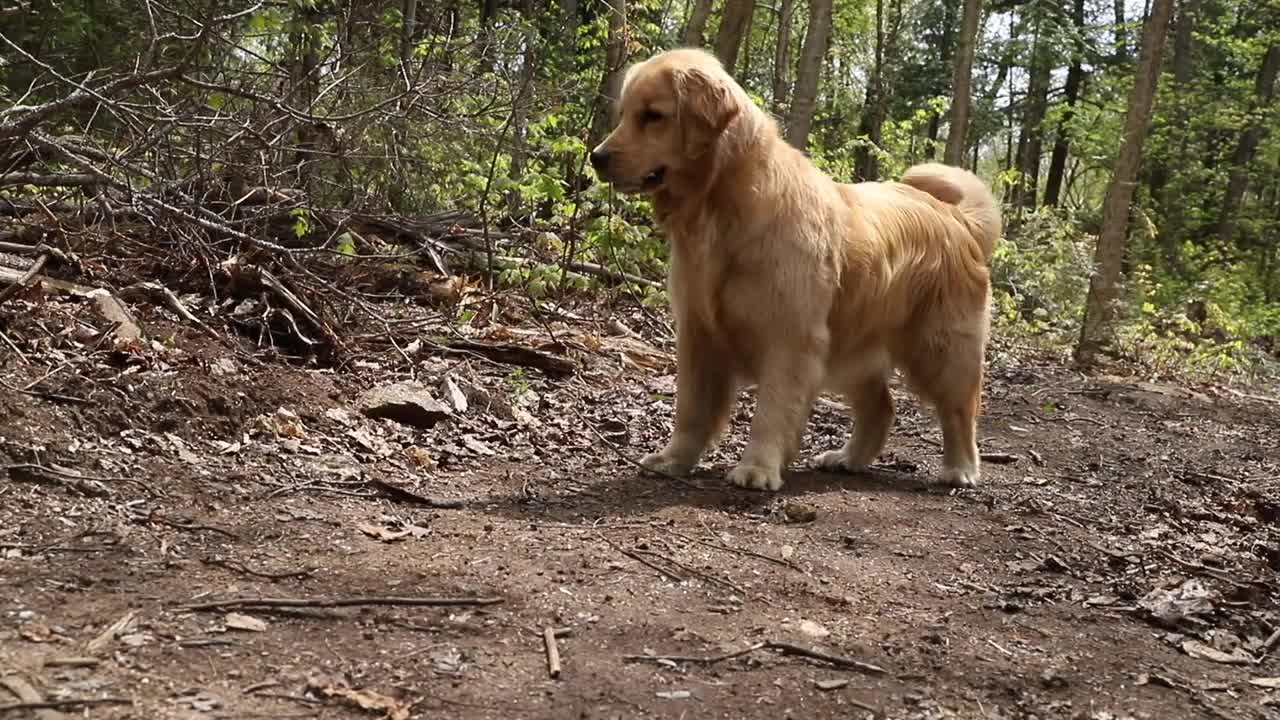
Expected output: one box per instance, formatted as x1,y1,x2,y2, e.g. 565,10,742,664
589,48,1001,491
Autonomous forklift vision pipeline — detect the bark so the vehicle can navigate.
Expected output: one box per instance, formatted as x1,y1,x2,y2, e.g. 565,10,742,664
1076,0,1175,365
714,0,756,74
1043,0,1086,207
683,0,713,46
1215,44,1280,245
772,0,797,113
590,0,628,147
785,0,835,149
944,0,981,166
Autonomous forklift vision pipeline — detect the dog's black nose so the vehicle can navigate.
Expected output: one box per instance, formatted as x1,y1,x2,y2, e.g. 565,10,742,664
589,149,610,173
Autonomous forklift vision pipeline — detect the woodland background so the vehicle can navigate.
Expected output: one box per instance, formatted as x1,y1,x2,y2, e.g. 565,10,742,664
1,0,1278,383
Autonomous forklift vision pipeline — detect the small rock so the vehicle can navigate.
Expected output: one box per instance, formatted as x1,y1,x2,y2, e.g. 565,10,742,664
783,501,818,523
357,383,452,429
798,619,830,638
209,357,238,376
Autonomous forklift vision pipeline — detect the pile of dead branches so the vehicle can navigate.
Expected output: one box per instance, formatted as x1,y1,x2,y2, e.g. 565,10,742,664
0,2,640,361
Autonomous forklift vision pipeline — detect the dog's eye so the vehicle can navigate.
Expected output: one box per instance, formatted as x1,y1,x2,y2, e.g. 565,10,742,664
639,109,663,125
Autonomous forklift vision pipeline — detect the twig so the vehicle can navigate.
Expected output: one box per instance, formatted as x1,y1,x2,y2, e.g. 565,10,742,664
980,452,1019,464
0,698,132,713
200,557,315,580
623,642,766,665
147,513,238,539
581,416,701,489
764,641,888,675
177,595,504,612
632,547,745,593
597,533,684,583
543,627,562,679
623,641,887,675
672,527,801,572
365,477,465,509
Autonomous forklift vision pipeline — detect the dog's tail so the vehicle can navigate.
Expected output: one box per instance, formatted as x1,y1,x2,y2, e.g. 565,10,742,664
899,162,1002,262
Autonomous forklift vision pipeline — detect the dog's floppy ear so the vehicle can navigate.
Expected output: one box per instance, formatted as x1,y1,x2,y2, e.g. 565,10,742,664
673,66,739,157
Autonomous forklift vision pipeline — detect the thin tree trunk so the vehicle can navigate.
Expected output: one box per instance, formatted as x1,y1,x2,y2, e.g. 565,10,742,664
944,0,981,166
1014,11,1053,211
1160,0,1198,251
715,0,755,74
590,0,628,146
1043,0,1086,207
1215,44,1280,244
1113,0,1128,63
855,0,902,181
785,0,835,149
772,0,797,113
399,0,419,73
1076,0,1175,365
684,0,713,46
507,0,538,216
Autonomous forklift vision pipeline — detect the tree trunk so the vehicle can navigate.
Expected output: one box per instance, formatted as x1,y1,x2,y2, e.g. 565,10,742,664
1014,11,1053,211
507,1,539,216
1043,0,1086,207
1112,0,1128,64
715,0,755,74
590,0,628,147
1158,0,1200,259
943,0,982,166
785,0,835,149
399,0,419,73
772,0,797,113
684,0,713,46
1076,0,1175,365
1215,44,1280,244
855,0,902,181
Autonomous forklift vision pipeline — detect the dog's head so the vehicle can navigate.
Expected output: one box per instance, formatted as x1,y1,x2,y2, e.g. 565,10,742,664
589,48,742,194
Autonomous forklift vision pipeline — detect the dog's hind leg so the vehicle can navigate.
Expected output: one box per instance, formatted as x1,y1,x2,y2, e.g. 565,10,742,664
813,374,895,472
902,333,985,488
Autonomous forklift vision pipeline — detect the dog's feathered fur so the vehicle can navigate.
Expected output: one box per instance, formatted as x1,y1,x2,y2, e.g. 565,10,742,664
591,48,1002,490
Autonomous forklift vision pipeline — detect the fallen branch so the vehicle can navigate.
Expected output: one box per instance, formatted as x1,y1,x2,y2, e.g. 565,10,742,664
623,640,887,675
177,594,504,612
0,252,47,306
441,339,575,375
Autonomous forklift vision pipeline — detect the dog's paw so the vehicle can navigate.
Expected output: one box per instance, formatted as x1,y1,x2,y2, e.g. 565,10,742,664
639,451,694,477
813,449,862,473
938,464,980,488
727,463,783,491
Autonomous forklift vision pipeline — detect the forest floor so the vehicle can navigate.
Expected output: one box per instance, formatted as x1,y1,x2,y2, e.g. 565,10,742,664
2,284,1279,720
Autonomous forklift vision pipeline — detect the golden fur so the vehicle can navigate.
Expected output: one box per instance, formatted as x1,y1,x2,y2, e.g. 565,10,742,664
590,48,1002,491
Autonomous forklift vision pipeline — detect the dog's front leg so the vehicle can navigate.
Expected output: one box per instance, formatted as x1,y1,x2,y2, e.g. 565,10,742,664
728,351,823,491
640,324,735,477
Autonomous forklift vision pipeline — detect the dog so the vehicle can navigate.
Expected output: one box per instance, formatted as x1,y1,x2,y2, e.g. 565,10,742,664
589,48,1002,491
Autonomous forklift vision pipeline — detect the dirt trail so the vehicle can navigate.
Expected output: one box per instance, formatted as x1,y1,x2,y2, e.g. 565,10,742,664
2,312,1278,720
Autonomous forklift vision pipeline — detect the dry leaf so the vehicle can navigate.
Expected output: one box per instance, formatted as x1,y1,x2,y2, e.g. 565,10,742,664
19,621,56,643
